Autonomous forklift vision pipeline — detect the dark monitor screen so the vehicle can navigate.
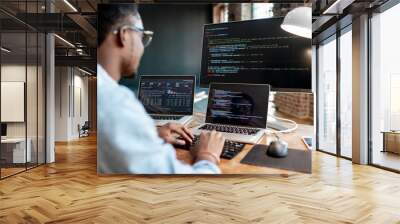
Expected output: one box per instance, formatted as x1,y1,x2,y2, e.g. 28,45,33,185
1,123,7,137
138,76,195,115
205,83,270,128
200,18,312,92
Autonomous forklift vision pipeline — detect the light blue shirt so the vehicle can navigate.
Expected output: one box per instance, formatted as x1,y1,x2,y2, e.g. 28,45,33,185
97,64,220,174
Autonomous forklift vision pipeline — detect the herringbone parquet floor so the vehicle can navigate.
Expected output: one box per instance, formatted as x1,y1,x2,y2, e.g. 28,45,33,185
1,135,400,224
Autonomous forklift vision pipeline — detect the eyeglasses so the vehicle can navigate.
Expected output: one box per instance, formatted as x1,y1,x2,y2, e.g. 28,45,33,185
112,25,154,48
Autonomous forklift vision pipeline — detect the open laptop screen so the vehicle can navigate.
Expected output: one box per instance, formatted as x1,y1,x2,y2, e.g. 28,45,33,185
138,76,195,115
205,83,269,128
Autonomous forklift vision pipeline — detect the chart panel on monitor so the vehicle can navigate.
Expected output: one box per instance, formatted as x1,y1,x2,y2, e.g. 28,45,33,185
200,18,311,92
138,76,195,115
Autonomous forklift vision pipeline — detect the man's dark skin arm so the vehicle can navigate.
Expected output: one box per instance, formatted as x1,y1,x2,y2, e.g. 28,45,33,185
157,124,225,165
192,131,225,165
157,123,194,145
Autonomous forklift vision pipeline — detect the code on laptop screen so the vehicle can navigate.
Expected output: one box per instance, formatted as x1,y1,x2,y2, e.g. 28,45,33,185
205,83,269,128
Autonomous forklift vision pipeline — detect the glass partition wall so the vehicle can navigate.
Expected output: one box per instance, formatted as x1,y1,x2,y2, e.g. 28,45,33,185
316,0,400,172
339,27,352,159
316,26,353,159
370,2,400,172
317,35,337,155
0,1,46,179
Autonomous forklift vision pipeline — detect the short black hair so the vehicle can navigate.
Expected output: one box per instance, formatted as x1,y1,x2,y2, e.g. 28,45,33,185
97,4,139,46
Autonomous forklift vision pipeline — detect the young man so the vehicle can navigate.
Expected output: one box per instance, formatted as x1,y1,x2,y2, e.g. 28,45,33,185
97,4,225,174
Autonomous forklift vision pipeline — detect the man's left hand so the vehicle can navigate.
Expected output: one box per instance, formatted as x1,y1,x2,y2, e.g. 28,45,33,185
157,123,194,146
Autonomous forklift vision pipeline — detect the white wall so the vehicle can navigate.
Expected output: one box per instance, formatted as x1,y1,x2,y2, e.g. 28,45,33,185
1,64,46,164
1,65,27,141
55,66,69,141
1,65,39,138
54,67,89,141
72,73,89,138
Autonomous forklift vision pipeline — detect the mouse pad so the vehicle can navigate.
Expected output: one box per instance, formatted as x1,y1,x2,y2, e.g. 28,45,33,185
240,145,312,173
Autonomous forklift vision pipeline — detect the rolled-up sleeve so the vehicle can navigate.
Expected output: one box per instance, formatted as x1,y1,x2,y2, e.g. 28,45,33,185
191,160,221,174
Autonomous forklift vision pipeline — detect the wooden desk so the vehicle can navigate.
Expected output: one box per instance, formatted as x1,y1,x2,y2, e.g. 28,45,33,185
174,113,311,175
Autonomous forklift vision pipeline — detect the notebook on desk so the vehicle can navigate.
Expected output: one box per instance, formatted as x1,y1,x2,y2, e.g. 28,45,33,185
138,75,195,126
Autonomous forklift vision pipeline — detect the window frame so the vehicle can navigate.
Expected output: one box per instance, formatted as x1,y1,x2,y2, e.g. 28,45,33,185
315,24,353,160
315,0,400,173
0,0,48,180
367,0,400,173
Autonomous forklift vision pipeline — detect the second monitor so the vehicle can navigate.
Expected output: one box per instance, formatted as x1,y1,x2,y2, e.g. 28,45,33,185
200,17,312,92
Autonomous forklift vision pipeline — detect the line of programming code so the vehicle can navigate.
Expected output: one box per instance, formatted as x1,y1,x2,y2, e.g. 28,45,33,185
209,89,263,121
201,18,312,90
139,79,194,114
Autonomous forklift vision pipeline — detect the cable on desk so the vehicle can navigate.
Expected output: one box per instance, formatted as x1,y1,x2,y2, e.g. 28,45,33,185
266,114,298,134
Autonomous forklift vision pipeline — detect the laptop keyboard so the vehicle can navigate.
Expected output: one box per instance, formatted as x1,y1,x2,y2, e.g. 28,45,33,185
177,135,245,160
151,115,184,120
199,124,260,136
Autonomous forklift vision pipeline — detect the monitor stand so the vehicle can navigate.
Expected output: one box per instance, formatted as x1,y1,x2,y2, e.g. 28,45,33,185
194,90,208,103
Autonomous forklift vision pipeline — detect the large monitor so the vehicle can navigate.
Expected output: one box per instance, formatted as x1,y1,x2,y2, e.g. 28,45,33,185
200,17,312,92
138,76,195,115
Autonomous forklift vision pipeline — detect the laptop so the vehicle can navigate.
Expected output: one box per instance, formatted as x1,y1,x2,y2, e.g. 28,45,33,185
192,83,270,144
138,75,195,126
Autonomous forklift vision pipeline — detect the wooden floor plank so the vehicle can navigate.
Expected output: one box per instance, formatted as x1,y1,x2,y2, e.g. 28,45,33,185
1,135,400,223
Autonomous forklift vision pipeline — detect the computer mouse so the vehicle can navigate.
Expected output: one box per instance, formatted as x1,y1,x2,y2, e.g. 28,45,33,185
266,140,288,158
